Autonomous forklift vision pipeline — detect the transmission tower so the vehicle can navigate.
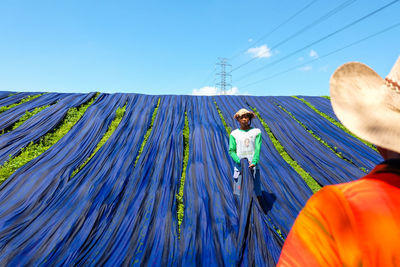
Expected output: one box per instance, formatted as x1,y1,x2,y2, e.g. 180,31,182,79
215,57,232,95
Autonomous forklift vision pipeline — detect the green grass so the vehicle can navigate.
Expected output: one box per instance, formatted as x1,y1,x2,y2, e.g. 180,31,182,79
250,107,321,193
176,111,190,235
0,94,43,114
0,93,99,184
213,99,232,135
134,98,160,167
292,96,378,152
70,104,127,178
276,104,367,174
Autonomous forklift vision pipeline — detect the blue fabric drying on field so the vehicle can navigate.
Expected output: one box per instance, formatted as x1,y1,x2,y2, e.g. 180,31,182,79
111,95,184,266
0,94,161,266
215,95,312,236
0,93,67,132
237,158,283,266
0,93,381,266
0,92,38,108
0,93,127,262
246,96,366,186
179,96,239,266
69,95,180,266
180,96,282,266
299,95,339,121
0,93,95,166
0,92,15,100
272,96,382,172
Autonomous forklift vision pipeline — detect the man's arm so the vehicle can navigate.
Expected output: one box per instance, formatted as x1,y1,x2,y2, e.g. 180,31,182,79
229,134,241,164
251,133,262,165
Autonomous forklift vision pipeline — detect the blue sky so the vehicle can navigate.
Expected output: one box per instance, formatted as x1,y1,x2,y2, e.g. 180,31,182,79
0,0,399,96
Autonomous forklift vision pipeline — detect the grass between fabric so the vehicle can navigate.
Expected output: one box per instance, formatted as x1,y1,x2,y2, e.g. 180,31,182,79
276,104,367,174
70,104,127,178
250,107,321,193
0,94,43,114
176,111,189,236
134,98,160,167
213,99,232,135
0,93,99,184
292,96,377,152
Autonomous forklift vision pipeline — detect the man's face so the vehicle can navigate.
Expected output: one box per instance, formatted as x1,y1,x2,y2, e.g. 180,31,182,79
238,114,250,126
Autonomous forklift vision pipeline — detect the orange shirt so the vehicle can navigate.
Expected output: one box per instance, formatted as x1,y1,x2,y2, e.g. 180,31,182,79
278,159,400,266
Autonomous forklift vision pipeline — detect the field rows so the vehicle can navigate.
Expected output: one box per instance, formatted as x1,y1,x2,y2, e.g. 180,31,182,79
0,91,381,266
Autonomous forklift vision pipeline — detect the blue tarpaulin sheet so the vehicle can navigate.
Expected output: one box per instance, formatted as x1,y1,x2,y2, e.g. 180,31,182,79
246,96,366,186
0,93,95,165
0,93,379,266
0,92,39,108
272,96,382,172
215,95,312,236
299,95,339,121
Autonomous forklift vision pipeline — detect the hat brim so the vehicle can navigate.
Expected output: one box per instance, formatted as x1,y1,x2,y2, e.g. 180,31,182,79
330,62,400,153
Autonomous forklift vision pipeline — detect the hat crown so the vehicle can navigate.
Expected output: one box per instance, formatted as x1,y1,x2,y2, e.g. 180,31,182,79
237,108,251,114
234,108,256,120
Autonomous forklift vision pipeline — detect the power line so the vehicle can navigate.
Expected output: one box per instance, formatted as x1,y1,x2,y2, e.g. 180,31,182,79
239,21,400,89
229,0,319,61
231,0,357,72
235,0,400,83
200,64,217,88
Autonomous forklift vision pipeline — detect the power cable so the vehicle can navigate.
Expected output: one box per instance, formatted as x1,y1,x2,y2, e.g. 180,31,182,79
200,65,217,88
231,0,357,72
229,0,319,61
239,21,400,89
235,0,400,83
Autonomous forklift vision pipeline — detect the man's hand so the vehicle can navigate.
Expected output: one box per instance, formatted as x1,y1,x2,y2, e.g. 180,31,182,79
249,164,255,169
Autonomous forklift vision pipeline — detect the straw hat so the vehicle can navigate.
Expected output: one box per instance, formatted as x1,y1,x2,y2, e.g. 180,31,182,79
234,108,256,120
330,56,400,153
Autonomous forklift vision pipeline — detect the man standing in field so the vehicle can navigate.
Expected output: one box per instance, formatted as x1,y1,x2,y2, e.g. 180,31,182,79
229,109,262,203
278,56,400,266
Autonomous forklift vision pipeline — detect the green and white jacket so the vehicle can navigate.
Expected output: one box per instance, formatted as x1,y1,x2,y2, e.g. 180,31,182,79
229,127,262,167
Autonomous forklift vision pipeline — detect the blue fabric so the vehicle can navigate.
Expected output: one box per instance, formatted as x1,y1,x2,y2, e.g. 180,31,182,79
0,93,66,132
237,158,283,266
272,96,382,172
0,93,127,264
215,95,312,236
245,96,366,186
0,92,15,100
0,93,95,165
233,163,261,197
179,96,238,266
0,93,379,266
0,92,40,108
299,95,339,121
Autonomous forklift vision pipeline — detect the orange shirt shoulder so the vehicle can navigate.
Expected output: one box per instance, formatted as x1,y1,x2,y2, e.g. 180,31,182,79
278,164,400,267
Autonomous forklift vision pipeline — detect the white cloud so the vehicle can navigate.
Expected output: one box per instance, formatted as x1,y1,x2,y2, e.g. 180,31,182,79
192,86,241,96
299,65,312,71
309,49,318,59
247,45,272,59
